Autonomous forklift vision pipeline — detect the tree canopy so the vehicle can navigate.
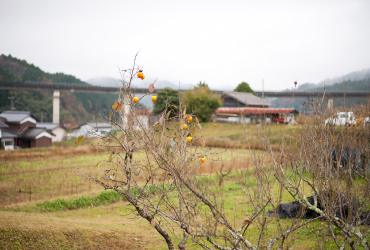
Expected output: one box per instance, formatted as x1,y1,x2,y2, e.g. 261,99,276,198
182,86,221,122
234,82,255,95
152,87,180,116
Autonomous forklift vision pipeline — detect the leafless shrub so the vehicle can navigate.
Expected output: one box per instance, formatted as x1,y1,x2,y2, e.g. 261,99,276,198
259,96,370,249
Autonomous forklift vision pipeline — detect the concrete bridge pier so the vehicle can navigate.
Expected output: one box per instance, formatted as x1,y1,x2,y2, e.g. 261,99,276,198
53,89,60,124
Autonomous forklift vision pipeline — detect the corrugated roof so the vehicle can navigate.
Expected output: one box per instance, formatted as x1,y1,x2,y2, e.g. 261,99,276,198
0,119,9,128
1,129,19,138
36,123,61,130
222,92,272,107
215,107,297,114
0,111,33,123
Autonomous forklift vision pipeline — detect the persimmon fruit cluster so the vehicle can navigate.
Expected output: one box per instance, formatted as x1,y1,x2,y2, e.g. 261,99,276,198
137,71,145,80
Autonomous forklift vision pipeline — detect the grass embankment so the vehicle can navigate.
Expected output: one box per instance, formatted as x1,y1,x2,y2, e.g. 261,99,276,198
3,170,367,249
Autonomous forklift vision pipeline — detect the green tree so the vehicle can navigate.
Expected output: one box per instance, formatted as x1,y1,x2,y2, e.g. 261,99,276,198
153,87,179,116
234,82,255,95
182,86,221,122
196,81,208,88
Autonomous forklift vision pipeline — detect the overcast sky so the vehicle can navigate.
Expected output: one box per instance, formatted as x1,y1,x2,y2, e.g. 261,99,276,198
1,0,369,90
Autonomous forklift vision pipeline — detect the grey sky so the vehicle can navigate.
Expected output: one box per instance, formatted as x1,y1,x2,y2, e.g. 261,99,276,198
1,0,369,91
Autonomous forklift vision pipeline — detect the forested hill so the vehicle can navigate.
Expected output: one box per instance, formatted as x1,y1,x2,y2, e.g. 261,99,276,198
0,54,117,127
0,54,88,84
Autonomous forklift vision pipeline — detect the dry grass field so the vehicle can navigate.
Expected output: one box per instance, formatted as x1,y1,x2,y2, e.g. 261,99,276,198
2,123,368,249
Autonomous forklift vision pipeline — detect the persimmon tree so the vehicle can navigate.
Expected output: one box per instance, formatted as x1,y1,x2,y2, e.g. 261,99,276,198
74,54,370,249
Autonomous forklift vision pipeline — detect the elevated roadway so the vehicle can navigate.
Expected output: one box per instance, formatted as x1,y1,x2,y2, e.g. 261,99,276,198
1,82,369,97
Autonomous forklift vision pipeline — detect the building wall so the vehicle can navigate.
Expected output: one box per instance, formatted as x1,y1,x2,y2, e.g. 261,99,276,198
7,121,36,131
1,138,14,150
52,127,66,142
35,137,52,147
73,125,112,138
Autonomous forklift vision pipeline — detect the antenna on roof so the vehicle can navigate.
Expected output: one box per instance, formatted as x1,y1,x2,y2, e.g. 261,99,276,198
8,95,15,110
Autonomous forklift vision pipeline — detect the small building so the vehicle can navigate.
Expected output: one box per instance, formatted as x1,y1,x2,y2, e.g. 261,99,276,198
17,127,54,148
0,111,54,150
222,92,272,108
36,123,66,142
72,122,112,138
213,107,298,125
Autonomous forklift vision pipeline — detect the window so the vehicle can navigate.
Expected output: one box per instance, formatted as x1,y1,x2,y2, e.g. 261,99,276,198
4,141,13,146
101,131,107,135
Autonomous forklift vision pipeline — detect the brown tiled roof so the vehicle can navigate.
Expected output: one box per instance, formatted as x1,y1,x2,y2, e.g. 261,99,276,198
215,107,297,114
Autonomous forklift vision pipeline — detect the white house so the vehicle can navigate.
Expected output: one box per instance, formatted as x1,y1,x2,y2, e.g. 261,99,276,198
72,122,112,138
36,123,66,142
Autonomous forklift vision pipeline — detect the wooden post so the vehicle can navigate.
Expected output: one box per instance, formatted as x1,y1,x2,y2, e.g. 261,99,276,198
18,182,22,203
89,179,91,192
30,186,32,202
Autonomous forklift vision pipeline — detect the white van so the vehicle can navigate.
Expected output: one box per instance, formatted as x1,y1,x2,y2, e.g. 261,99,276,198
325,112,356,126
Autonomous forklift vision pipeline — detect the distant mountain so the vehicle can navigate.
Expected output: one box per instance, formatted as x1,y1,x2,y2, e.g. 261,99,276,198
318,68,370,86
285,68,370,92
274,69,370,111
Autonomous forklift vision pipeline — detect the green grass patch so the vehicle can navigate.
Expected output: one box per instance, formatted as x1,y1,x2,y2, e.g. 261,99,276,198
5,190,123,213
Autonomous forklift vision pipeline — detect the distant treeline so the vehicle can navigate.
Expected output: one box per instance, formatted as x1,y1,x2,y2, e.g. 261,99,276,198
0,54,118,126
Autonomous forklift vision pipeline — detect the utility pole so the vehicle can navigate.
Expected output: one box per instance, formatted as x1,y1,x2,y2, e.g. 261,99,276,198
262,79,264,99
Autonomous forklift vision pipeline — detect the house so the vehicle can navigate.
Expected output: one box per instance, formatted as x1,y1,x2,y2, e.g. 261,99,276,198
213,107,298,125
0,111,54,150
0,118,15,150
36,123,66,142
72,122,112,138
0,111,37,131
222,92,272,108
